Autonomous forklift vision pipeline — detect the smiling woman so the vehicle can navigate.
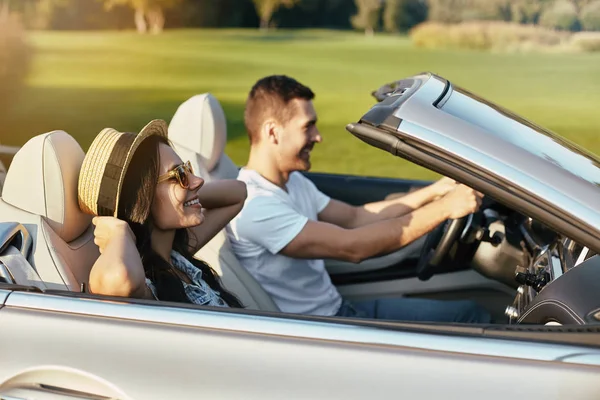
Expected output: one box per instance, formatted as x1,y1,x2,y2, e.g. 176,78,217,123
77,119,247,306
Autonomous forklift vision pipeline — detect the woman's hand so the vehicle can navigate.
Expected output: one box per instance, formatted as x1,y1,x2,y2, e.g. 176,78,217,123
89,217,152,299
92,216,136,254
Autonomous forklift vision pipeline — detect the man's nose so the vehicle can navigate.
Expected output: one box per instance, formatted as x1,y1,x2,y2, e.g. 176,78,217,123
313,129,322,143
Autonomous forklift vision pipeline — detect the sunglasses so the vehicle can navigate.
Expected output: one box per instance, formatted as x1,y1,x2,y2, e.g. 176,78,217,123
157,161,194,189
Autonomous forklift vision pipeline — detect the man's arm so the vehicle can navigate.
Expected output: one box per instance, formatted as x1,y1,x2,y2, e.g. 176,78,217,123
282,184,482,263
319,177,457,229
188,180,247,253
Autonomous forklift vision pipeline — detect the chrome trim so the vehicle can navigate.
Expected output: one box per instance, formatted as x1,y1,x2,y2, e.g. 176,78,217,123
505,306,519,320
6,292,600,366
0,289,10,305
0,222,33,258
436,83,453,109
460,213,474,240
550,255,563,281
393,75,447,119
576,247,590,266
536,245,550,261
0,261,15,284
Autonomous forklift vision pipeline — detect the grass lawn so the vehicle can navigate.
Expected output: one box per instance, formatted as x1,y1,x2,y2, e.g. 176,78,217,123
4,28,600,179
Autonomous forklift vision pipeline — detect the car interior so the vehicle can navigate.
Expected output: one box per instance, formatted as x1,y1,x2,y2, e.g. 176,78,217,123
0,85,597,329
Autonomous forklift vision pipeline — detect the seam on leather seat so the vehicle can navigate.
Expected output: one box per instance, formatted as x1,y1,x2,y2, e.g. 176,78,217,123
39,217,69,288
41,135,49,226
46,134,67,240
520,299,585,324
202,243,279,311
205,244,261,308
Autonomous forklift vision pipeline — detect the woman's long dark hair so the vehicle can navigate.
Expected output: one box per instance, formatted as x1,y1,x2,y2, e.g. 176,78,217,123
118,135,242,307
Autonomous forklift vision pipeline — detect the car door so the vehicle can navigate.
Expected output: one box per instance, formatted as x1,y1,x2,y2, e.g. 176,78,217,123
2,289,600,400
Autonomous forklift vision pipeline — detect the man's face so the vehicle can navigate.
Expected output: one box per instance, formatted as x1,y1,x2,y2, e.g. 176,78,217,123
276,98,321,172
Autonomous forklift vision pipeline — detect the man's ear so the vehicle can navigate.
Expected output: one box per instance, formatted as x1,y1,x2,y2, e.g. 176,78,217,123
264,120,280,144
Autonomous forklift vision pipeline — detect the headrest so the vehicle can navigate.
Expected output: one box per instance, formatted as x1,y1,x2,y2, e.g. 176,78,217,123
168,93,227,172
3,131,91,242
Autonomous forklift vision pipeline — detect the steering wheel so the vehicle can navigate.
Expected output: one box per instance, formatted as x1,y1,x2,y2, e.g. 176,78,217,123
416,214,472,281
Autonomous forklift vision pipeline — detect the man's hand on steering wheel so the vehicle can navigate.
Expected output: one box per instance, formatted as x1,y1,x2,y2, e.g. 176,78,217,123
440,184,483,219
416,184,484,281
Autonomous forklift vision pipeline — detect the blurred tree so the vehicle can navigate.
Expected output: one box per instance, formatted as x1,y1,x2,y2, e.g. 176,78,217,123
539,0,580,30
352,0,382,35
101,0,182,33
509,0,553,24
49,0,131,30
31,0,71,28
0,0,8,19
276,0,356,28
252,0,299,29
566,0,594,14
580,0,600,29
383,0,426,32
424,0,562,24
463,0,512,21
426,0,466,23
6,0,72,29
169,0,256,28
0,13,33,143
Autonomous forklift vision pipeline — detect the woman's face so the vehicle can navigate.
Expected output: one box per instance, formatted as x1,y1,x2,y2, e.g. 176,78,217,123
151,143,205,231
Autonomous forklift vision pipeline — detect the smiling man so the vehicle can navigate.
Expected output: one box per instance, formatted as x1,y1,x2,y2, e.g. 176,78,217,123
226,75,491,323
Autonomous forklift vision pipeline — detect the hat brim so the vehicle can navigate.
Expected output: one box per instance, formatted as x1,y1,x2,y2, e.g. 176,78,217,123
78,119,168,217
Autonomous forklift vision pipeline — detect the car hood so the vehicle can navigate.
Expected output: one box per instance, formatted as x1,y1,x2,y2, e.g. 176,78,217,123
347,72,600,252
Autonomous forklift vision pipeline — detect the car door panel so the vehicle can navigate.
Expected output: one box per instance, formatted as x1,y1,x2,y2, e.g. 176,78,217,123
0,367,131,400
305,171,430,206
336,268,515,322
325,235,424,277
2,292,600,399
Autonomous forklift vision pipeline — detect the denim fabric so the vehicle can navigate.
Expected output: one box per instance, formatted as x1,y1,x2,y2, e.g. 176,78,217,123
146,251,228,307
335,297,491,323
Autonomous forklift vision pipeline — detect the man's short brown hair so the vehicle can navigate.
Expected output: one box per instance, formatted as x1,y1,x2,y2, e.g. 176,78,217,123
244,75,315,144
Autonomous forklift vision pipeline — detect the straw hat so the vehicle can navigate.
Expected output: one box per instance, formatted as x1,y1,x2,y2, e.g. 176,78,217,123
78,119,168,217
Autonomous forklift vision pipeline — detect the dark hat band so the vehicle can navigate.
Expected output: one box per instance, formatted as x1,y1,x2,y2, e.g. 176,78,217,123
96,132,136,216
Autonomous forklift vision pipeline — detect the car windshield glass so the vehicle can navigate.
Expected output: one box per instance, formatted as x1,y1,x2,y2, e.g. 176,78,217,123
440,86,600,187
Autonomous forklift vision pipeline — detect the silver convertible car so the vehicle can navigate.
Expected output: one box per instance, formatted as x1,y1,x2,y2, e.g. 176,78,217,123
1,72,600,399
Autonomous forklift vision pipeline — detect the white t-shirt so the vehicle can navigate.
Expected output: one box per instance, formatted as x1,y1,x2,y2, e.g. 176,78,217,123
226,168,342,316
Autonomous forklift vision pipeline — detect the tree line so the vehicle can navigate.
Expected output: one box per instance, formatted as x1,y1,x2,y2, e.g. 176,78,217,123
4,0,600,34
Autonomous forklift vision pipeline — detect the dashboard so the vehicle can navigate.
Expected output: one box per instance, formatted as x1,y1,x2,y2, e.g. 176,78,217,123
463,203,599,325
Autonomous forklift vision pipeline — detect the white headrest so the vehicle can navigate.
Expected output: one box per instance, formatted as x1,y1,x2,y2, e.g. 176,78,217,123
2,131,91,242
168,93,227,172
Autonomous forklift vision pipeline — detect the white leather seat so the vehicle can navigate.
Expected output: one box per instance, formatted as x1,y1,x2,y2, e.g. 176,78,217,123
0,131,99,291
0,159,6,195
169,93,279,312
168,93,238,181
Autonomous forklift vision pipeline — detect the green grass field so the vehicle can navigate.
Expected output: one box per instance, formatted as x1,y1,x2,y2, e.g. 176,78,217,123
5,29,600,179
